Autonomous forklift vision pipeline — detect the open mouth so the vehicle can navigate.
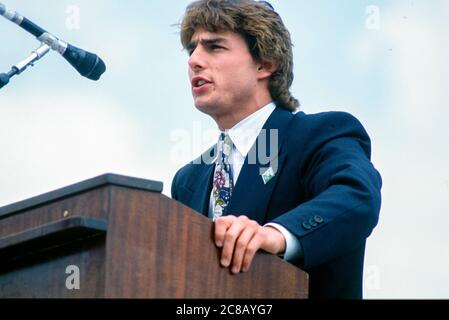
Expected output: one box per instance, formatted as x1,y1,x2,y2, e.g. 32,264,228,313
195,80,207,87
192,77,212,88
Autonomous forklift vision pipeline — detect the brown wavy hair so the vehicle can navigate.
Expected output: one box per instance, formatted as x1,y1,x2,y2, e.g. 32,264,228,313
180,0,299,111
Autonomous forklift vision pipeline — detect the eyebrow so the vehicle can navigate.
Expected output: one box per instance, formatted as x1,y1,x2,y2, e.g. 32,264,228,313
186,37,227,52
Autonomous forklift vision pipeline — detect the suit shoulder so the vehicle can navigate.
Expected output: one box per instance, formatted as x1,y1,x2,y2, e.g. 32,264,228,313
287,110,371,155
292,111,365,131
290,111,368,139
173,158,202,180
173,145,215,182
171,160,199,199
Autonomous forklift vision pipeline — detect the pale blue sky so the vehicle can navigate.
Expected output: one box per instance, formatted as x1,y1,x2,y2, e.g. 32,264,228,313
1,0,448,298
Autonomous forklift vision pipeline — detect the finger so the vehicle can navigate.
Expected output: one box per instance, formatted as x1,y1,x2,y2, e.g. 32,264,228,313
241,230,265,272
230,223,259,274
214,216,233,248
220,218,246,268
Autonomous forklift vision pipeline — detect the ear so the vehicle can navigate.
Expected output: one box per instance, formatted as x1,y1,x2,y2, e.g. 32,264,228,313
257,60,278,81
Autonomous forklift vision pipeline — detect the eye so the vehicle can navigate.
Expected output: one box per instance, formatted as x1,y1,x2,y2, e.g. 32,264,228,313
210,45,224,51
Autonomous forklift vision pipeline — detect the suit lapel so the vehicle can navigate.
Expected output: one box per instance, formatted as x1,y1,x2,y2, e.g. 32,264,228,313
190,147,216,217
227,108,295,224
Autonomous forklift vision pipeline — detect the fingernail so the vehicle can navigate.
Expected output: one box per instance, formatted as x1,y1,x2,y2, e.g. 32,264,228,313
216,241,223,247
221,259,229,267
232,267,239,274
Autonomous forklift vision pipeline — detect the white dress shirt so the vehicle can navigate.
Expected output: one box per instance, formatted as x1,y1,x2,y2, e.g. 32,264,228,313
208,102,303,261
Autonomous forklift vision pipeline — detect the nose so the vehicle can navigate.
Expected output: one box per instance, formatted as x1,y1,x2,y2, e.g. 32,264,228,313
188,47,206,72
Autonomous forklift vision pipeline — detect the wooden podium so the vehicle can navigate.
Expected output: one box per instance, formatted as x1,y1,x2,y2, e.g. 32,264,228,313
0,174,308,298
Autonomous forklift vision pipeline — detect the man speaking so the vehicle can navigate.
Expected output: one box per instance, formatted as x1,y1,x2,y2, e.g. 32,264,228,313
172,0,382,299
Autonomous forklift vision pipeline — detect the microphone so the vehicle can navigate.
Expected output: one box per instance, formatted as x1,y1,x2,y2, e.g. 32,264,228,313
0,2,106,81
0,44,51,89
0,73,10,89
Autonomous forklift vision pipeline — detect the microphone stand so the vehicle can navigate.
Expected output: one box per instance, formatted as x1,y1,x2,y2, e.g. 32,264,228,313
0,43,50,90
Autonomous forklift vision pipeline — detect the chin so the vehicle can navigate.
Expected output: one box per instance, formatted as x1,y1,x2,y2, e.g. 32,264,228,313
194,100,218,116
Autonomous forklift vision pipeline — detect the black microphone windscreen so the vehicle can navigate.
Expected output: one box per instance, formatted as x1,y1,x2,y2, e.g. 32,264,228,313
0,73,10,89
62,44,106,81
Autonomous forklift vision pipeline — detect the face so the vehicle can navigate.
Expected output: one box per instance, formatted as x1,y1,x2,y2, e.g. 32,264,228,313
187,30,263,126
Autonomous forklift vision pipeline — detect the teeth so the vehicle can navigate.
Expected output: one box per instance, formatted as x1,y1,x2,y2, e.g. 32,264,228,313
197,80,206,86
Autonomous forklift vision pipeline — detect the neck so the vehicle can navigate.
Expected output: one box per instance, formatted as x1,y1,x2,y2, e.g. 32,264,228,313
215,97,273,131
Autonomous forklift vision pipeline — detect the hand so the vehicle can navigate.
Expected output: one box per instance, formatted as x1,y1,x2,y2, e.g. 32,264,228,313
214,215,286,274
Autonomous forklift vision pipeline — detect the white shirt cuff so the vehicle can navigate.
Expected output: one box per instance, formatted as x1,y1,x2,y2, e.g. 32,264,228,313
265,223,303,261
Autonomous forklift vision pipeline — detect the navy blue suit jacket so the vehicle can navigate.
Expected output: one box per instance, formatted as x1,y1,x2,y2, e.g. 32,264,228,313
171,107,382,299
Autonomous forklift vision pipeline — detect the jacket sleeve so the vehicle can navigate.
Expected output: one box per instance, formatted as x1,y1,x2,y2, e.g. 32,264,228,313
171,169,181,201
273,112,382,270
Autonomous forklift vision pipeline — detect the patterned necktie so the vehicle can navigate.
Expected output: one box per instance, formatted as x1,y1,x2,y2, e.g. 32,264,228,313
212,133,234,221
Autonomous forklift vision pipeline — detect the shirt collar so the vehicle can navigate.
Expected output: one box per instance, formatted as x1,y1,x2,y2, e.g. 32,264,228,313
225,102,276,158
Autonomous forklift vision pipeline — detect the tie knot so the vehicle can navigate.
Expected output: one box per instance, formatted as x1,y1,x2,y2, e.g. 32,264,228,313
218,133,233,164
220,132,233,147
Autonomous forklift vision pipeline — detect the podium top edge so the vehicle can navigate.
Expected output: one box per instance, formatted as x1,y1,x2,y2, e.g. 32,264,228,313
0,173,164,218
